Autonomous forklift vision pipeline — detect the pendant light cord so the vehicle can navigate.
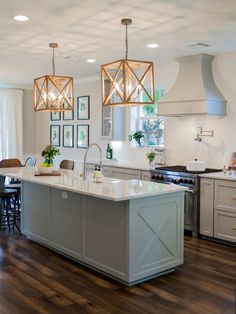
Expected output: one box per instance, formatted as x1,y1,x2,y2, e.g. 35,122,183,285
125,23,128,60
52,47,55,76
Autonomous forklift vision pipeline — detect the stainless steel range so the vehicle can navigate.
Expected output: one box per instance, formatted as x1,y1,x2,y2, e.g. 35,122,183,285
150,165,221,237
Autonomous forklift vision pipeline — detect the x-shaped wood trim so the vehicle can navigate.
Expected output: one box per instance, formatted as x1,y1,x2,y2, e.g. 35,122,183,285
48,77,73,110
34,77,47,110
102,62,124,105
125,62,153,103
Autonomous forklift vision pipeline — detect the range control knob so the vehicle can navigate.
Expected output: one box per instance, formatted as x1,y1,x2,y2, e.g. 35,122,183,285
179,179,183,184
188,179,193,185
172,179,178,184
151,174,156,180
160,176,165,180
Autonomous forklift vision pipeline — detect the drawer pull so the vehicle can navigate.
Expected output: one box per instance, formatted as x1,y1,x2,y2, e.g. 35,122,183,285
232,198,236,200
232,227,236,230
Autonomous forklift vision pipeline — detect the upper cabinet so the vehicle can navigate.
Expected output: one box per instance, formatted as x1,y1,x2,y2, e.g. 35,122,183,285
101,107,125,141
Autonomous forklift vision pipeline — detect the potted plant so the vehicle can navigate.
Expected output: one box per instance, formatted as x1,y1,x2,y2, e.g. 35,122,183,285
39,144,60,174
146,150,156,167
128,131,145,147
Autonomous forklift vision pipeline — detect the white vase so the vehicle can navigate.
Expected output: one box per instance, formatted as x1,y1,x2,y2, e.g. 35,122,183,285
38,165,54,174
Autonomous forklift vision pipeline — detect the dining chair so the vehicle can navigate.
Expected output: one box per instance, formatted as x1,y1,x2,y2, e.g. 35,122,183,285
59,160,75,170
0,158,22,168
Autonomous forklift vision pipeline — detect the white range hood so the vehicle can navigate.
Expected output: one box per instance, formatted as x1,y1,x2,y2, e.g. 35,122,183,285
157,54,226,116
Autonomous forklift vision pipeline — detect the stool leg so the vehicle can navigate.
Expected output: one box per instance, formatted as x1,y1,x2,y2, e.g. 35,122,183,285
6,199,11,231
13,196,21,234
0,198,2,230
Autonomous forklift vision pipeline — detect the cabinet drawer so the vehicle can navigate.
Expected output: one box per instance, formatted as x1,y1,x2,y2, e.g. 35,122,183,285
110,167,141,180
214,180,236,213
214,210,236,243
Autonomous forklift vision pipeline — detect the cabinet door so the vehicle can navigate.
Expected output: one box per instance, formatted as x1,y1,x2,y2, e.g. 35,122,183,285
141,171,151,181
21,182,50,244
200,178,214,237
49,188,83,258
110,167,141,180
214,210,236,243
214,180,236,213
101,106,125,141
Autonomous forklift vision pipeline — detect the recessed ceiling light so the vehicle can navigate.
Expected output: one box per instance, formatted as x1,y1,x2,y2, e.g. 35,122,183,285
86,59,96,63
13,15,30,22
147,43,159,49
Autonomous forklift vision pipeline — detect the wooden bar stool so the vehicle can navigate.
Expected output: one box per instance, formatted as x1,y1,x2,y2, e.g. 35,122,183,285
0,190,20,233
0,176,21,233
60,160,74,170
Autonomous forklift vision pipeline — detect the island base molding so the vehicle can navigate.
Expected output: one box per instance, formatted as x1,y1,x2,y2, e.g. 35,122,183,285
21,182,184,285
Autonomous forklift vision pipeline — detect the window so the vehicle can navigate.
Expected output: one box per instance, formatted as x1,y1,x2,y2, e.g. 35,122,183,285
130,88,164,148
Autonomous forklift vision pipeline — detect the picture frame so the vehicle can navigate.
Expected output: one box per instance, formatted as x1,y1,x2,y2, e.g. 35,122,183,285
51,112,61,121
63,110,74,121
63,125,74,148
77,124,89,148
50,125,60,147
77,96,90,120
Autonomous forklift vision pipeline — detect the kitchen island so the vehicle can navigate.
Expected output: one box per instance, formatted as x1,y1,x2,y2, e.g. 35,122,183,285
0,167,185,285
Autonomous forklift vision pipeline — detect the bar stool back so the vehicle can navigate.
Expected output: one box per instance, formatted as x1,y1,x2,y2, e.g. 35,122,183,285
60,160,75,170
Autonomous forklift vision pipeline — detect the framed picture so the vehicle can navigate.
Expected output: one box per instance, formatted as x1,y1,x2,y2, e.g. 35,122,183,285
77,125,89,148
51,112,61,121
63,110,74,120
77,96,90,120
50,125,60,146
63,125,74,148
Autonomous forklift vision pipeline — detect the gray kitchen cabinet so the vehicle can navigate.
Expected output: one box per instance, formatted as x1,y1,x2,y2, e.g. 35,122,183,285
22,182,50,244
141,171,152,181
110,167,141,180
200,179,214,237
49,189,83,258
86,164,151,181
200,178,236,243
214,180,236,213
101,106,125,141
214,210,236,243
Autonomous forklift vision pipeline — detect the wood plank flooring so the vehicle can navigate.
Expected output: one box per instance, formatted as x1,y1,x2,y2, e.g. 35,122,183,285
0,232,235,314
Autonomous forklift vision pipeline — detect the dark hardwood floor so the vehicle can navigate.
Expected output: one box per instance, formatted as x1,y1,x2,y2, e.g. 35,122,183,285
0,232,235,314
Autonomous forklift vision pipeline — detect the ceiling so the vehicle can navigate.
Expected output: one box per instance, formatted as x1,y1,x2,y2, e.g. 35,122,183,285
1,0,236,87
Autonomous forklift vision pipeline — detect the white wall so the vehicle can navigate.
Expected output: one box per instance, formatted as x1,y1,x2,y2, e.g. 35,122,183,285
22,89,37,155
24,52,236,169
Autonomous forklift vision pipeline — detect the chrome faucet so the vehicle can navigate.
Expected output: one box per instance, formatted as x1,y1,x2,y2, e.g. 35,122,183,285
82,143,102,180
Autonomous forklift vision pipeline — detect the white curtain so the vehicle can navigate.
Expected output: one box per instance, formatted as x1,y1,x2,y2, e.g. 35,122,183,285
0,89,23,160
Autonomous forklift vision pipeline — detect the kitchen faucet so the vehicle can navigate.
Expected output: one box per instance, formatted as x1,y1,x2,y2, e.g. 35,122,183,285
82,143,102,180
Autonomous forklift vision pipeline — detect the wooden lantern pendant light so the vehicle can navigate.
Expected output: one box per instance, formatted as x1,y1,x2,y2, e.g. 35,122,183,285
34,43,74,112
101,18,154,107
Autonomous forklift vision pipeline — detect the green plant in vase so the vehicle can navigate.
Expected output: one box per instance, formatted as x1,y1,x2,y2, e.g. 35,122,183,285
128,131,145,147
146,150,156,166
41,144,60,167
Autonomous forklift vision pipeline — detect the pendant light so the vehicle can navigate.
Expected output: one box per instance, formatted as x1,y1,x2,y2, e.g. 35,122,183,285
34,43,74,112
101,18,154,107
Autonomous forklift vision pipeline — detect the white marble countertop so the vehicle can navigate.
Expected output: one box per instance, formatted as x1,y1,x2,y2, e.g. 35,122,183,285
0,167,185,202
200,171,236,181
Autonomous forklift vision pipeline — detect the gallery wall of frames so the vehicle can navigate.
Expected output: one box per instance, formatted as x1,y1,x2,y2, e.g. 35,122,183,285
50,96,90,149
